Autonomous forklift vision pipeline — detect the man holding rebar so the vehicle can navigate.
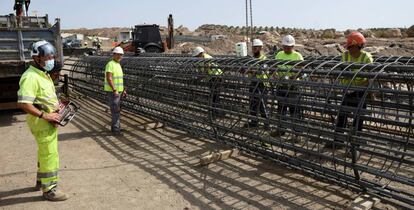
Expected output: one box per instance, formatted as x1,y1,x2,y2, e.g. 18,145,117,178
104,46,126,135
324,32,373,154
243,39,270,129
271,35,304,136
193,46,224,119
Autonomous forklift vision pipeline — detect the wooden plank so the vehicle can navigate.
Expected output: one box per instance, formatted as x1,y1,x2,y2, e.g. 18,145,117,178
137,122,164,130
197,149,239,167
347,194,380,210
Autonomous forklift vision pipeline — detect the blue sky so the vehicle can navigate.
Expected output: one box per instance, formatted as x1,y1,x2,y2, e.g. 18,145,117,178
1,0,412,30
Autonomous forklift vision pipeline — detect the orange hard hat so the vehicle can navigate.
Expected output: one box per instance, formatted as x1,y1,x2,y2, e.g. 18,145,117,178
345,31,366,48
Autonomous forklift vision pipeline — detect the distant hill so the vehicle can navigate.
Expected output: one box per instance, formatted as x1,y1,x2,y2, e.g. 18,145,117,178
62,25,414,40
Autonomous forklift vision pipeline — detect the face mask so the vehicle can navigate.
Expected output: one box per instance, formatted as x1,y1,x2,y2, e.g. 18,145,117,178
43,59,55,72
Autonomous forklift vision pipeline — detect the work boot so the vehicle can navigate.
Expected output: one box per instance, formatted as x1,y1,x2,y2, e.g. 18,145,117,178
261,142,271,148
43,187,69,201
289,135,302,144
270,129,285,137
245,122,259,128
323,140,345,149
346,148,361,159
111,131,123,136
33,181,41,191
111,128,124,136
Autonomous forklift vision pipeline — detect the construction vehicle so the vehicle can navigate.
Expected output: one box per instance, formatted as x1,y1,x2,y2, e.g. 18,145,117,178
120,15,173,54
123,14,210,54
131,24,166,53
0,0,63,109
127,15,175,54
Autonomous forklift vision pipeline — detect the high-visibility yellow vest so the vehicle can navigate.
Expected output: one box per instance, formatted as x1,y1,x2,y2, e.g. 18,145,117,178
274,51,304,78
254,54,268,79
203,53,223,75
257,54,267,60
104,60,124,92
340,50,373,86
17,65,59,132
249,53,270,87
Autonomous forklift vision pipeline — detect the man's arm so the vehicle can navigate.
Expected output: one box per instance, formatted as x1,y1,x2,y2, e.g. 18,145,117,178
17,103,61,123
106,72,118,95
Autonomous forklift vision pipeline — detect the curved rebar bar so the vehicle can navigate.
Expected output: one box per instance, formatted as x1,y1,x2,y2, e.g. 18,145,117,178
304,55,414,65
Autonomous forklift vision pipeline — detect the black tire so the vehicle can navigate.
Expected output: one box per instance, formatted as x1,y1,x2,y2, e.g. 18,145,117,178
145,46,162,53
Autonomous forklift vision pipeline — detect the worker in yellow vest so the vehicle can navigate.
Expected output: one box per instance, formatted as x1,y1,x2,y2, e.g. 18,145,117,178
272,35,304,136
325,31,373,151
193,46,224,119
104,46,126,135
17,40,68,201
244,39,269,128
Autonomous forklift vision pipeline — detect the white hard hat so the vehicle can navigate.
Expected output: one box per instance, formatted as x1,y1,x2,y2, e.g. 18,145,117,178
113,46,124,55
252,39,263,47
192,46,205,57
30,40,56,57
282,35,295,46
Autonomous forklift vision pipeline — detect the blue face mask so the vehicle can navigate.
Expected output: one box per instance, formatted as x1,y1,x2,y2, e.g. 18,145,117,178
44,59,55,72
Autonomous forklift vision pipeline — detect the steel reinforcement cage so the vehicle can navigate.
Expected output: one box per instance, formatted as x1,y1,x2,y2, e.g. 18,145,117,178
63,55,414,207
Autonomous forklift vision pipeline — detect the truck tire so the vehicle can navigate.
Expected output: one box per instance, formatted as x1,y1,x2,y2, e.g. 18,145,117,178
145,46,162,53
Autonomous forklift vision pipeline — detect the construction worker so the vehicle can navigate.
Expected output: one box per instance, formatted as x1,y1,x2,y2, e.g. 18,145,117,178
96,37,101,51
92,35,97,46
17,40,68,201
193,46,224,119
14,0,30,16
324,31,373,152
272,35,304,136
244,39,269,128
104,46,126,135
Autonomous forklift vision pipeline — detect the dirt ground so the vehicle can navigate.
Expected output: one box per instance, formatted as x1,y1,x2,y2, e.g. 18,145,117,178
0,97,399,210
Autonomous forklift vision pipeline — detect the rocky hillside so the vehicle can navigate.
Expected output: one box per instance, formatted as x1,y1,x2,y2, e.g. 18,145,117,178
63,24,414,56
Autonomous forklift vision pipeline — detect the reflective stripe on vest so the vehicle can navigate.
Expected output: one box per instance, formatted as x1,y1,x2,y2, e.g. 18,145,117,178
18,95,36,102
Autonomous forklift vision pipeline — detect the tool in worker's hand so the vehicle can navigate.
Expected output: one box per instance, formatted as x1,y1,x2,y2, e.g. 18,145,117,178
117,88,127,112
58,101,80,126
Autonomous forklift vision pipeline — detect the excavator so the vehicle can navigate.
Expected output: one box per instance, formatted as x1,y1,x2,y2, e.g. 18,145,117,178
119,14,175,54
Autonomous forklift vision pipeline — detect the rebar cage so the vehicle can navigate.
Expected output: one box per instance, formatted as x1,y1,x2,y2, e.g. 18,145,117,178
64,55,414,207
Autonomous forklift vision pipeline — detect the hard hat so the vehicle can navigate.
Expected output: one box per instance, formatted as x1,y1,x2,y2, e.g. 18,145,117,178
282,35,296,46
30,40,56,57
84,42,88,45
252,39,263,47
345,31,366,48
113,46,124,55
192,46,205,57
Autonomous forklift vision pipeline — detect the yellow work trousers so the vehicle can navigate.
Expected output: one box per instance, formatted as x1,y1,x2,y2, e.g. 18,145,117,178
28,115,59,192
